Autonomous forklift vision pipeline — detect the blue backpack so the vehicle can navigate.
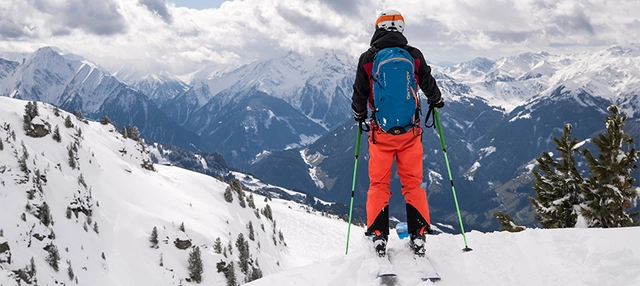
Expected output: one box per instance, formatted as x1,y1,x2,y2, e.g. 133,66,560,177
371,46,419,135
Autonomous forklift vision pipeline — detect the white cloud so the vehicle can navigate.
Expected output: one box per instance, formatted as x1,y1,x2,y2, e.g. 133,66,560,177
1,0,639,74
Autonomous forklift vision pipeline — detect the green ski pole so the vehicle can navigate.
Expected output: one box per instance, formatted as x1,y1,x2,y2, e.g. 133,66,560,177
434,108,473,252
345,122,364,254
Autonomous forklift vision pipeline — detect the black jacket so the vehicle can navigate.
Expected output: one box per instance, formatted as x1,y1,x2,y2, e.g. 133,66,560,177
351,29,442,118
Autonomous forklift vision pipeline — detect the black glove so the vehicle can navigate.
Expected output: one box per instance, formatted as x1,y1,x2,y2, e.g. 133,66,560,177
429,99,444,109
353,109,367,122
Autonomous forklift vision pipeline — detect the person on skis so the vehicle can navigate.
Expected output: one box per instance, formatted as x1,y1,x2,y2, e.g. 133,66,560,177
351,9,444,257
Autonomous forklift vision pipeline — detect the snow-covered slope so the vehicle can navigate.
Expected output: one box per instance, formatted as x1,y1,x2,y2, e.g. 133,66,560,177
0,96,365,285
248,227,640,286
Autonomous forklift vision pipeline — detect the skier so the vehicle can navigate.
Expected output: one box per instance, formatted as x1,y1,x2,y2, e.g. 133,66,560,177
351,9,444,258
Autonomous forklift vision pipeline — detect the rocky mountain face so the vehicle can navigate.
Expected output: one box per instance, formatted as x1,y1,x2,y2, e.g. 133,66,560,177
0,47,203,152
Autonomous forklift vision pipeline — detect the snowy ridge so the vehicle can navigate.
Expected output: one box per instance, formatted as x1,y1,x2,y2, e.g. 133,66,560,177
0,96,364,285
185,50,356,126
441,45,640,114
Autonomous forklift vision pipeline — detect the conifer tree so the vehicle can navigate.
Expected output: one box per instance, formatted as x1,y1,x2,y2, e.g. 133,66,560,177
235,233,250,274
248,266,263,282
68,147,76,169
73,109,83,121
213,237,223,254
261,204,273,221
581,105,639,227
23,114,32,133
188,246,204,283
247,193,256,209
45,244,61,271
38,202,52,226
530,123,584,228
247,221,255,241
150,226,159,248
67,260,75,280
238,193,246,208
52,125,62,142
224,187,234,203
64,115,74,128
494,211,526,232
225,261,237,286
29,257,36,277
229,178,242,193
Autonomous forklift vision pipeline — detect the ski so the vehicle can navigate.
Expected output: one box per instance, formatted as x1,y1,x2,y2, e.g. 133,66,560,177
376,255,397,277
395,221,441,282
376,255,397,286
416,256,440,282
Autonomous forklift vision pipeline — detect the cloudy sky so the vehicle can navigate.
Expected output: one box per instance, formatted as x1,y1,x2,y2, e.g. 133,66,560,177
1,0,639,74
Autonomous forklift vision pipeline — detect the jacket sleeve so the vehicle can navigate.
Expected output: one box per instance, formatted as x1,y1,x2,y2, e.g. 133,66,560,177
351,52,370,117
413,49,442,104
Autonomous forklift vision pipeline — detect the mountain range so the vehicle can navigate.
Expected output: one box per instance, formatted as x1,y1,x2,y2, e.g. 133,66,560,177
1,45,639,232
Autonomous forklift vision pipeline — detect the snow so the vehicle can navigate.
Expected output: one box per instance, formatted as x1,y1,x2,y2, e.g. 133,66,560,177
300,150,326,189
465,162,481,181
247,227,640,286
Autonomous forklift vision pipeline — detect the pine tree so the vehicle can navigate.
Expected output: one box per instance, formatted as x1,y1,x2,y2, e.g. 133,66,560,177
29,257,36,277
235,233,250,274
262,204,273,221
494,211,526,232
64,115,74,128
23,114,32,133
247,222,255,241
45,244,61,271
38,202,52,226
52,125,61,142
179,222,185,232
238,194,246,208
229,178,242,193
214,237,223,254
73,109,84,121
530,123,584,228
247,193,256,209
225,261,237,286
224,187,234,203
581,105,639,227
150,226,159,248
188,246,204,283
67,260,75,280
248,266,263,282
68,147,76,169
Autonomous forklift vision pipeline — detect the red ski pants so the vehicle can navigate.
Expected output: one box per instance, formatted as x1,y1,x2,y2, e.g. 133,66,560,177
366,130,431,229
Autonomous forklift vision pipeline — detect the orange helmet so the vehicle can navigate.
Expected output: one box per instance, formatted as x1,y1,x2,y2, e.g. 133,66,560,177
375,9,405,33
